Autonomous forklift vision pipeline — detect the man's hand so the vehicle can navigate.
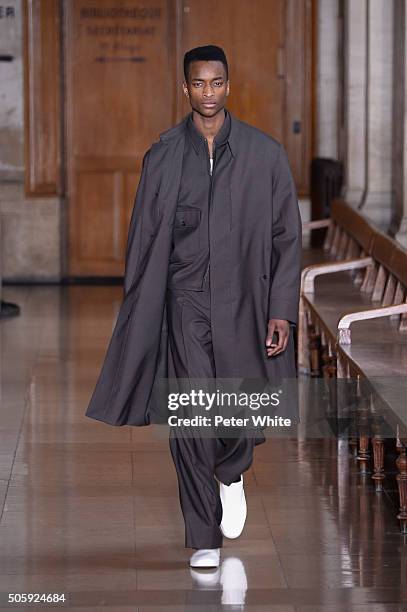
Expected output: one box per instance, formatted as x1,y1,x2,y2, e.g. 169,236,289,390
265,319,290,357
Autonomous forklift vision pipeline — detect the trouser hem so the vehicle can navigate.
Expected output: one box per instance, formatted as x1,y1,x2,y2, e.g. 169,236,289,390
185,523,223,549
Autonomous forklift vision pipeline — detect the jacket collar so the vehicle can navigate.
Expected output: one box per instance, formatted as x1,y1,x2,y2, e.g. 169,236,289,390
159,108,239,157
186,108,231,155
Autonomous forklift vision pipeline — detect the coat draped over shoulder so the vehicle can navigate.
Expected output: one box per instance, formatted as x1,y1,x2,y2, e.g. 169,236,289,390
85,111,302,427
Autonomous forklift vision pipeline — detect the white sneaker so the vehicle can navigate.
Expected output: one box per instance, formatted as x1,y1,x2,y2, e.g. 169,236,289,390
219,475,247,538
189,548,221,568
190,566,221,586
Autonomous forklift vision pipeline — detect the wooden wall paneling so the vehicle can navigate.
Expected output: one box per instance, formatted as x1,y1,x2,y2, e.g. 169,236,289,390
23,0,62,196
64,0,176,276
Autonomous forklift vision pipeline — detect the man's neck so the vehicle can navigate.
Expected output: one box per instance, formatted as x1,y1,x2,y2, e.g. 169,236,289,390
191,108,226,145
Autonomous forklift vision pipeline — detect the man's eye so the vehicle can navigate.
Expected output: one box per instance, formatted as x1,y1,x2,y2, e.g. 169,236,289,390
193,83,203,87
214,82,223,86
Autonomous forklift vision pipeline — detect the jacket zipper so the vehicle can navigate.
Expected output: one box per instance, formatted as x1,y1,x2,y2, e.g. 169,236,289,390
203,138,215,284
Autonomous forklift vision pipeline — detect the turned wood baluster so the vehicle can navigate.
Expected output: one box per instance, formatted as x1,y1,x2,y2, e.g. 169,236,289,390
321,350,329,379
337,355,358,457
370,392,385,491
358,434,371,474
396,442,407,534
348,378,360,459
308,324,321,377
323,341,336,379
320,330,330,379
326,339,337,380
356,394,371,474
372,436,385,492
325,354,337,378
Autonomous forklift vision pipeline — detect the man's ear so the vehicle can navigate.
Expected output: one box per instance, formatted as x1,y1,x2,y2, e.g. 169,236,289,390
226,81,230,96
182,81,189,97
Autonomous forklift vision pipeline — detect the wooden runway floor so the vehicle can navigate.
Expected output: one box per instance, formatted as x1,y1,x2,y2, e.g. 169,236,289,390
0,284,406,611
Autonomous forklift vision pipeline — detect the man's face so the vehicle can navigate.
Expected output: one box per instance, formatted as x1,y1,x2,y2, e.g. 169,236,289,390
183,60,229,117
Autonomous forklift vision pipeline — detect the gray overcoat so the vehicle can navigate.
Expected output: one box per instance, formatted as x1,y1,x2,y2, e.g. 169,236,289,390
85,110,302,426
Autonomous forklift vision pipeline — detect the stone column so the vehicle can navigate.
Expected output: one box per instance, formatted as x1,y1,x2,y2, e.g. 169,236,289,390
316,0,340,159
0,214,2,305
390,0,407,247
359,0,393,229
342,0,367,205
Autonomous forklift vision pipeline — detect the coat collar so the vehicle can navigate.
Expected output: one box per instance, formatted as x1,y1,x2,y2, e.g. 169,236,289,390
186,108,231,155
159,108,240,157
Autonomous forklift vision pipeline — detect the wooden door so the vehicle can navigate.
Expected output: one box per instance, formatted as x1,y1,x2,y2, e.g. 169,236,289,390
65,0,313,277
178,0,313,193
65,0,177,276
180,1,286,137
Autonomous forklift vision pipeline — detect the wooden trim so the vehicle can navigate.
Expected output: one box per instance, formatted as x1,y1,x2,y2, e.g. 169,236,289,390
23,0,62,197
174,0,184,123
285,0,314,197
310,0,317,164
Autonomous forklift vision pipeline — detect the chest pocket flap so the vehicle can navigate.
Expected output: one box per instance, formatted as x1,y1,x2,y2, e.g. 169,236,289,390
174,208,201,229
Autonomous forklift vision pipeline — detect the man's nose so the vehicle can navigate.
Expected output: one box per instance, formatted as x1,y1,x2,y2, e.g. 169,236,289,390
203,85,214,97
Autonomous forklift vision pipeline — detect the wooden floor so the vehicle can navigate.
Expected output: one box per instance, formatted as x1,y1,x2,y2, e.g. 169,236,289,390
0,284,406,611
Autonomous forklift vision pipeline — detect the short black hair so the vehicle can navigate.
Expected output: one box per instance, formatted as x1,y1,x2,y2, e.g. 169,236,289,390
183,45,228,82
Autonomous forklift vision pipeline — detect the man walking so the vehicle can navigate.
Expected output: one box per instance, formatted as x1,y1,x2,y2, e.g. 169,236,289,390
86,45,302,569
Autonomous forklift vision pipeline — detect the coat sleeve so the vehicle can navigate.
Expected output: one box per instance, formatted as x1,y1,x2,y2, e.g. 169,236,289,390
268,144,302,325
123,148,152,298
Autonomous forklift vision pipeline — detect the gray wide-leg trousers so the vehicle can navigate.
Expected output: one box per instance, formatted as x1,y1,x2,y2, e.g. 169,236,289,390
166,275,255,549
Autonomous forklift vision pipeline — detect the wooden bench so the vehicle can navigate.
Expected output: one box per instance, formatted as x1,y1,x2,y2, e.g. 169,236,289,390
301,198,375,269
299,200,377,371
299,200,407,533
